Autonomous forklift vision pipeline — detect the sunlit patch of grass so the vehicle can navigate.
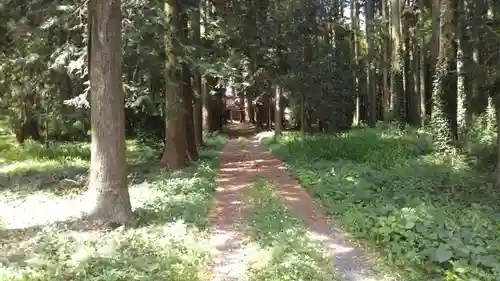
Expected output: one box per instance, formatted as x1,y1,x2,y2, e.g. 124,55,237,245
0,135,227,281
0,138,162,202
203,134,227,150
0,158,88,175
261,127,500,281
243,180,336,281
255,131,274,143
134,154,220,230
0,221,212,281
237,136,247,144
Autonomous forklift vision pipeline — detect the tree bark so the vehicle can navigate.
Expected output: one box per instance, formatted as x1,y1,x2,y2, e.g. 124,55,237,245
403,9,419,126
418,0,427,126
366,0,377,127
351,0,361,125
161,0,188,170
456,0,472,136
181,11,198,162
274,84,282,137
86,0,134,225
192,2,203,147
300,92,306,136
238,91,246,122
183,63,198,161
390,0,405,125
382,0,391,121
246,91,254,123
430,0,458,150
495,103,500,186
204,76,217,132
412,33,421,126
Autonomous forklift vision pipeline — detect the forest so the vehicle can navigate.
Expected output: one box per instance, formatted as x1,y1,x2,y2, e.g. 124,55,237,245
0,0,499,280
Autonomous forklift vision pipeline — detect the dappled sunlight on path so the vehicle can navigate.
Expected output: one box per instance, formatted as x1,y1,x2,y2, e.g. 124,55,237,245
209,123,391,281
209,135,256,281
252,138,384,281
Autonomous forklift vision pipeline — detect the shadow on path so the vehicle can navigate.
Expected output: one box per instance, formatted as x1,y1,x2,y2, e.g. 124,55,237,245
221,122,259,139
209,123,385,281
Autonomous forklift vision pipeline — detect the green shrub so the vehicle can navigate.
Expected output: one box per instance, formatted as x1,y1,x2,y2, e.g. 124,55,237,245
262,127,500,281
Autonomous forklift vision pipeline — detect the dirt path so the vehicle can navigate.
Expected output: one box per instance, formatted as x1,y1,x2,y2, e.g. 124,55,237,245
209,123,381,281
208,123,260,281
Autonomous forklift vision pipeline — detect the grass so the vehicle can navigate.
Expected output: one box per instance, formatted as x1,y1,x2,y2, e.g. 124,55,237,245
260,126,500,281
243,180,336,281
0,129,227,281
0,138,161,193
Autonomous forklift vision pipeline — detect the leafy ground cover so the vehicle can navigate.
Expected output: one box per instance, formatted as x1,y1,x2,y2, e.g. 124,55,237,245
261,126,500,281
243,180,336,281
0,131,226,281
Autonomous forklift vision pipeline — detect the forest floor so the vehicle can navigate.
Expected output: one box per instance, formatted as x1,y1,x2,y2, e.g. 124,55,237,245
208,122,385,281
0,121,498,281
260,125,500,281
0,120,227,280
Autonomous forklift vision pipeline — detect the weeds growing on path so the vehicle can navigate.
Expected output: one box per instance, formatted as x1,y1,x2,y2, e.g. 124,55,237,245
0,135,226,281
243,180,336,281
262,127,500,281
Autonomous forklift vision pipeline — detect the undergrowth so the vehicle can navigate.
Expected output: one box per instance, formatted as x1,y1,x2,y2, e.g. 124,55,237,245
0,135,226,281
244,180,335,281
262,127,500,281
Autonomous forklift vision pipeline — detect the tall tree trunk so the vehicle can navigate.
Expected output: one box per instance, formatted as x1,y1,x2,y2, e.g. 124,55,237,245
239,91,246,122
274,84,282,137
471,0,488,115
428,0,441,120
202,77,210,133
418,0,427,126
183,64,198,161
213,86,224,131
301,4,315,134
457,0,472,136
351,0,361,125
204,76,218,132
245,92,255,124
403,10,419,126
161,0,188,169
412,34,421,126
181,11,198,162
431,0,441,65
390,0,405,125
300,92,306,136
431,0,458,150
86,0,133,224
192,1,203,147
246,91,254,123
495,103,500,186
301,43,312,134
366,0,377,127
382,0,391,121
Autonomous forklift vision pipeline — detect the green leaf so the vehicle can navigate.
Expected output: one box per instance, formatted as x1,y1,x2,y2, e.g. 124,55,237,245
438,229,451,239
378,226,392,235
454,247,470,258
415,223,426,233
435,246,453,263
478,255,498,268
404,221,415,229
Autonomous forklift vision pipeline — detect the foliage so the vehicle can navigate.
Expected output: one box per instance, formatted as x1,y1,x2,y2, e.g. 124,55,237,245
244,180,336,281
262,127,500,281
